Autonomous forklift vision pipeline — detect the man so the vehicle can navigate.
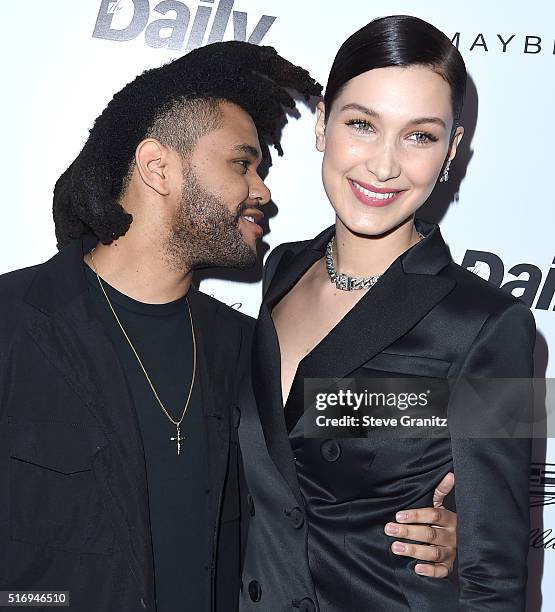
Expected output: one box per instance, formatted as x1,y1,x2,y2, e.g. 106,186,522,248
0,42,456,612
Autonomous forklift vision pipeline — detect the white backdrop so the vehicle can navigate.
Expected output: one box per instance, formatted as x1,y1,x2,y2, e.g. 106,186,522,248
1,1,553,609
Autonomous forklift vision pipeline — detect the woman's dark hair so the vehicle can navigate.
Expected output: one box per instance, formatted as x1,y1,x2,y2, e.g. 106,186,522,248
324,15,466,129
53,41,321,248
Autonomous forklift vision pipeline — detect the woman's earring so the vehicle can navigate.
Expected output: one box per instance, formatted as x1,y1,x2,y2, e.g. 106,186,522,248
439,161,451,183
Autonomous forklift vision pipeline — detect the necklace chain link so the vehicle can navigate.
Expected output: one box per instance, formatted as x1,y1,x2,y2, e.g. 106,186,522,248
325,232,424,291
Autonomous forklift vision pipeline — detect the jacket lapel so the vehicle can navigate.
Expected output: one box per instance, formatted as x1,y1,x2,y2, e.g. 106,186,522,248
252,304,302,505
23,238,154,603
252,220,456,504
299,259,455,381
252,229,333,505
187,287,234,572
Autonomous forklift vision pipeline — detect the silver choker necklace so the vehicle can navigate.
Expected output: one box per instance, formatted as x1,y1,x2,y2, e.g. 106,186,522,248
325,232,424,291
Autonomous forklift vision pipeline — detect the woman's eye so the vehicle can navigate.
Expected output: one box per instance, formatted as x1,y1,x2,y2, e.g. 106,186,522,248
346,118,375,132
407,131,438,145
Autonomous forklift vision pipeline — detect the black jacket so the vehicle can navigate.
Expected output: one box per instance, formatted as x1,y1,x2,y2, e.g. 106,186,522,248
239,220,535,612
0,237,253,612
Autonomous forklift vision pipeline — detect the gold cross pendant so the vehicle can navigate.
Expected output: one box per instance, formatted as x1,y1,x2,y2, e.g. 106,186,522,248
170,424,185,455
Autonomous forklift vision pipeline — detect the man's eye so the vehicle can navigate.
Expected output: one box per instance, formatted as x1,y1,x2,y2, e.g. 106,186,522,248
407,132,438,145
236,160,250,172
345,118,375,132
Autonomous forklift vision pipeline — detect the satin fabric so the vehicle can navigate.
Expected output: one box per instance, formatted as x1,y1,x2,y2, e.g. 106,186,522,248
244,219,535,611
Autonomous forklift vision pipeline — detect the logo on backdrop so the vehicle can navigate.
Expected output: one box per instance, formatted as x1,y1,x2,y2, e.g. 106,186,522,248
451,32,553,55
530,463,555,508
529,463,555,551
530,527,555,551
93,0,276,50
462,250,555,311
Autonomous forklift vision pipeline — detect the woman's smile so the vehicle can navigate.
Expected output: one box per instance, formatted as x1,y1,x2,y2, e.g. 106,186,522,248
348,178,406,207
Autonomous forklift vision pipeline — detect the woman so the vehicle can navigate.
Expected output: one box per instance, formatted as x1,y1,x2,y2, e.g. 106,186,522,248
239,15,534,611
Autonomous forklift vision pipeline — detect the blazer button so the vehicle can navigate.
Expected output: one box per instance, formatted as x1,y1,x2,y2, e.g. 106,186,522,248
320,439,341,462
140,597,148,609
247,494,256,517
233,406,241,429
294,598,316,612
284,506,305,529
248,580,262,602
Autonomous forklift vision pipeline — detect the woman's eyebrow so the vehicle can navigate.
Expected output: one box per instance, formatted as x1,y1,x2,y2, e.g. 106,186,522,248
339,102,379,117
408,116,447,129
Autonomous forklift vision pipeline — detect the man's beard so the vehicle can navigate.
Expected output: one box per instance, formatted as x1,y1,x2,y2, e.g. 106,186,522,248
165,167,258,272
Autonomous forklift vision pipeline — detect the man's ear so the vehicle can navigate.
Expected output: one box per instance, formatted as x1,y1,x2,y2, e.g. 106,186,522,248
315,101,326,153
134,138,172,196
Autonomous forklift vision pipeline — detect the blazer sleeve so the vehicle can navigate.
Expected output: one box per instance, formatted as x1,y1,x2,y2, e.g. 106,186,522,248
450,301,536,611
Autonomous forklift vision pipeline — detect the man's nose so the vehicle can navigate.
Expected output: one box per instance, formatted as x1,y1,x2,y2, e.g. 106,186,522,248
249,175,271,206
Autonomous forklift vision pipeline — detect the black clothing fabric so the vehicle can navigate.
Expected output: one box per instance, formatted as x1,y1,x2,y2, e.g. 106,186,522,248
0,237,253,612
240,219,535,612
85,266,208,612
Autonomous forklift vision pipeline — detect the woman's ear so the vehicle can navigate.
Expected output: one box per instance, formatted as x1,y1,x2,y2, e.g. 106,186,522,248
315,101,326,152
448,126,464,162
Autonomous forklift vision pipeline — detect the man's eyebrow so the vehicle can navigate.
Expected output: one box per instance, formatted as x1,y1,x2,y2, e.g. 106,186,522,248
339,103,447,129
232,143,262,162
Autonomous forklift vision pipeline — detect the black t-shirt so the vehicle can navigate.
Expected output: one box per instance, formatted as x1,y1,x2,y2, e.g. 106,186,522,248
86,265,209,612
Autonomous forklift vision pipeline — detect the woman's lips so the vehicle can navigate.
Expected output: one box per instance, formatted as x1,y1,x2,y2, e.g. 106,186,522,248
348,179,404,207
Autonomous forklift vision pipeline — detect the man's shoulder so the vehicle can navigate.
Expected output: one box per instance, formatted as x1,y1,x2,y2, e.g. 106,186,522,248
0,264,41,306
0,264,44,349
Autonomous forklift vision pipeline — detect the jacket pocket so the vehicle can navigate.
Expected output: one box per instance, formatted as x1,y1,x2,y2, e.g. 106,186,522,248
8,419,114,555
360,352,451,378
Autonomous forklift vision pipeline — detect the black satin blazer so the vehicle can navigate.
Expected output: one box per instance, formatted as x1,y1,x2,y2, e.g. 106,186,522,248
248,219,535,612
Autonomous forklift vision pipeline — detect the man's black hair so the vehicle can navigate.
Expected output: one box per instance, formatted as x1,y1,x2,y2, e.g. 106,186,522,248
53,41,322,248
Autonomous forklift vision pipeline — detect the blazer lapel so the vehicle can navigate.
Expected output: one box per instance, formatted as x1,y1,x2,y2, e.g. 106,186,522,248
187,287,235,602
187,286,225,422
297,219,456,379
263,226,335,309
299,259,455,381
252,230,332,506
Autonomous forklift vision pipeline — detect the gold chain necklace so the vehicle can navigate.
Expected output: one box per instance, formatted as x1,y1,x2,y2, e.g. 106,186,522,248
90,248,196,455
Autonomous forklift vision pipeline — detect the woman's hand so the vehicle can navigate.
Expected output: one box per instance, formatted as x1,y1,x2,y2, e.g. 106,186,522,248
383,472,456,578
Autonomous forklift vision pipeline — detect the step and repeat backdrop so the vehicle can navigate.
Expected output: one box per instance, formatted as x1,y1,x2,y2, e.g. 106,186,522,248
1,1,553,609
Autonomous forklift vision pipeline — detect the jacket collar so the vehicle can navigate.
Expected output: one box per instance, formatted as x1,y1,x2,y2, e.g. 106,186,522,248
262,219,450,310
402,219,452,275
24,235,98,321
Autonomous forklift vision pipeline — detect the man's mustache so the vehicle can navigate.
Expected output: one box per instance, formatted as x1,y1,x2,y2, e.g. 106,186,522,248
234,202,262,223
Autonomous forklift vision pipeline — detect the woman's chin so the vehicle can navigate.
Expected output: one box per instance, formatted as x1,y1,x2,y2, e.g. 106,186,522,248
338,208,420,240
336,214,395,239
